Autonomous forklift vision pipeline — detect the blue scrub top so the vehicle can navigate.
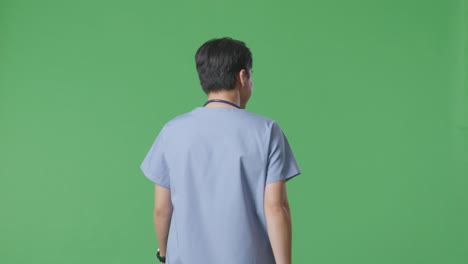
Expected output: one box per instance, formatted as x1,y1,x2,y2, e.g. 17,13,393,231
140,106,302,264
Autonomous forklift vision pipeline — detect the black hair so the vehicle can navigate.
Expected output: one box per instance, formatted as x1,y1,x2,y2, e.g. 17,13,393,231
195,37,252,94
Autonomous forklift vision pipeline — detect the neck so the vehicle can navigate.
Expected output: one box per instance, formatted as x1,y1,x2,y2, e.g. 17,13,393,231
206,90,243,108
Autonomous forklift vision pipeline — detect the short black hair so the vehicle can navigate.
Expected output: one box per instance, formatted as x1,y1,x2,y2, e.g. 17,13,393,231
195,37,252,94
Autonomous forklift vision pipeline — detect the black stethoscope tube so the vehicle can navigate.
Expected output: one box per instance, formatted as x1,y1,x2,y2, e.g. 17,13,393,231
203,99,241,109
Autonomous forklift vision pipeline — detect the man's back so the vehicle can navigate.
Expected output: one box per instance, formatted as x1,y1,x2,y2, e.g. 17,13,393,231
140,106,301,264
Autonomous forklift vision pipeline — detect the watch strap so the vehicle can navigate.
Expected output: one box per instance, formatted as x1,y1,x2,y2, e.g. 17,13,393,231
156,248,166,263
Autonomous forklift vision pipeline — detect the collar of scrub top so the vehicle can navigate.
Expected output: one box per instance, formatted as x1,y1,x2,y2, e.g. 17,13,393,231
203,99,241,109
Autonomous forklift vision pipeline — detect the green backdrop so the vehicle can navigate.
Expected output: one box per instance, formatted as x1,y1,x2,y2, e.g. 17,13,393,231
1,0,467,263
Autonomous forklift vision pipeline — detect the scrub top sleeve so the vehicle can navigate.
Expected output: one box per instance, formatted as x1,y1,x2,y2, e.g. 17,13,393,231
140,125,171,189
265,122,302,185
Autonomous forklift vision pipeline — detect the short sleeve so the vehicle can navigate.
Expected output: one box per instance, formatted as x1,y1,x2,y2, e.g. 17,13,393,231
140,125,170,189
265,122,302,185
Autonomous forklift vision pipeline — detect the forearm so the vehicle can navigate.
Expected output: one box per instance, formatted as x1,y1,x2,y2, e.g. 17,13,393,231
265,205,292,264
154,209,173,255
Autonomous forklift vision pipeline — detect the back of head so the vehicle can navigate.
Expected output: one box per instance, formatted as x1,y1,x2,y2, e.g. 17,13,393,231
195,37,253,94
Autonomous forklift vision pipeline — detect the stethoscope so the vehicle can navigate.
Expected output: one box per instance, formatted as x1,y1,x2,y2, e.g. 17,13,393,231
203,99,241,109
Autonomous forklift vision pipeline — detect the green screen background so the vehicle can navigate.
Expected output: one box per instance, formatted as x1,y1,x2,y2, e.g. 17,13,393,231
1,0,467,263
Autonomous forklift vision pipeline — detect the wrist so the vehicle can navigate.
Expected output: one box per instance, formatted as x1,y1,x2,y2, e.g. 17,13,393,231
156,248,166,263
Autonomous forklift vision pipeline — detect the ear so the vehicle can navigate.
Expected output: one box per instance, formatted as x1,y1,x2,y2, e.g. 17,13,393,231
237,69,248,87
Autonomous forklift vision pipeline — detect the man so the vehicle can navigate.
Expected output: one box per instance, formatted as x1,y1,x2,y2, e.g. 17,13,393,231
140,37,302,264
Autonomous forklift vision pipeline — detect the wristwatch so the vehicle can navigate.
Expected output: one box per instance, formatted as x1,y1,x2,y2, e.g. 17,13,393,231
156,248,166,263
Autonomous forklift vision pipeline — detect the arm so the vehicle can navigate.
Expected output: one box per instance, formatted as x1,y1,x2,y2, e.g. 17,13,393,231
154,184,173,260
264,180,292,264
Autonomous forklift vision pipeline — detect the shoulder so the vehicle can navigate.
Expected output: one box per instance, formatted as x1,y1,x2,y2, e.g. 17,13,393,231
243,110,275,123
160,108,281,134
159,110,195,132
242,111,284,132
